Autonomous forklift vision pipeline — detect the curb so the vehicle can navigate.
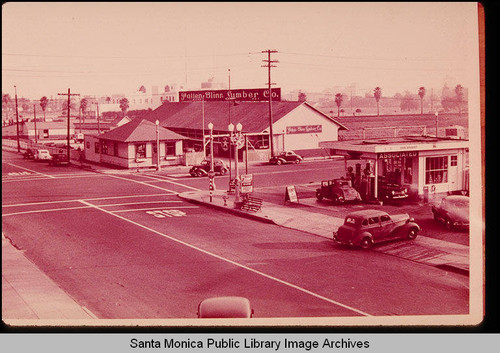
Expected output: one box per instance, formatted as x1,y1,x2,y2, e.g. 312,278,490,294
177,193,276,225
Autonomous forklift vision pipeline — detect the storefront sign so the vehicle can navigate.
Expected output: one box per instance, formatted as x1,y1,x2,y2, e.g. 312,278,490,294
179,88,281,102
286,125,322,134
378,151,418,159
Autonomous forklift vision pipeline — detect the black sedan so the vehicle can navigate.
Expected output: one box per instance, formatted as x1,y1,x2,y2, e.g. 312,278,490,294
431,195,469,230
377,179,408,200
189,159,228,177
269,151,303,165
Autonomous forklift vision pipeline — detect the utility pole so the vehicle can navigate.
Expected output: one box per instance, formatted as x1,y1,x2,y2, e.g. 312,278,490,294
33,104,37,144
14,85,20,152
262,49,278,157
58,89,80,163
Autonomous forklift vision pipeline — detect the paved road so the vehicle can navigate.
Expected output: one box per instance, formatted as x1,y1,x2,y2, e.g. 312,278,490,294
2,152,469,320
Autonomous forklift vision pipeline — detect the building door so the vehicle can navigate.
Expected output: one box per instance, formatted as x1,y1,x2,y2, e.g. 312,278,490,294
448,155,458,191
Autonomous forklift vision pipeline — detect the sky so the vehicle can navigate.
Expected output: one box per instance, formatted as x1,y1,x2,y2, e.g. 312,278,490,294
2,2,480,100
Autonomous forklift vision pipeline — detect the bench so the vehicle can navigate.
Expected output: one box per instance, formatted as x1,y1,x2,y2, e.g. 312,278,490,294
240,196,263,212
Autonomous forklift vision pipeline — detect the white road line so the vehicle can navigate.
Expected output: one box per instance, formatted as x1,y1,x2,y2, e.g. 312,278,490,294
5,163,56,178
78,199,371,317
113,206,199,213
100,201,183,207
137,174,201,191
2,206,91,217
2,193,174,208
105,174,183,193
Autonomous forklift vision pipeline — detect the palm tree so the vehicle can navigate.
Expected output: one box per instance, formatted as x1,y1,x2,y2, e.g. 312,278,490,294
119,98,129,118
455,84,464,116
418,87,426,115
3,94,12,123
373,87,382,117
39,96,48,122
334,93,343,117
79,98,88,124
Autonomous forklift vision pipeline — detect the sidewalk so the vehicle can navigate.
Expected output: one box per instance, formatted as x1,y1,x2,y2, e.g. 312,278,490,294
178,190,469,275
2,233,97,322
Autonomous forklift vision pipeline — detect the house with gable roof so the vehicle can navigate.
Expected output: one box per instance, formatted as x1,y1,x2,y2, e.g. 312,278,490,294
84,118,187,168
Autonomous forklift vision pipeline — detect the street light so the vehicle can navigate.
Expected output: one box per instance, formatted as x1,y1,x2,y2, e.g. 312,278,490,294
155,120,161,171
435,111,439,138
208,122,215,202
228,122,243,203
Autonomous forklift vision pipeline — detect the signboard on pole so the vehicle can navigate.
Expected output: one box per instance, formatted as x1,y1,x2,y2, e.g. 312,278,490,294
240,174,254,194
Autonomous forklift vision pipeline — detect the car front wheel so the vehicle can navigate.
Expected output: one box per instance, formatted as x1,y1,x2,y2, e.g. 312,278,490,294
276,160,282,165
316,191,323,201
360,237,372,250
407,228,418,240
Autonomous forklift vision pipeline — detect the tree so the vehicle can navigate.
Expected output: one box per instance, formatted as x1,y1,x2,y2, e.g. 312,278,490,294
3,94,12,122
139,85,146,93
106,96,111,103
119,97,129,117
80,98,89,124
40,96,48,122
334,93,343,117
418,87,426,115
400,91,419,112
298,91,307,102
373,87,382,116
455,84,464,115
62,99,76,116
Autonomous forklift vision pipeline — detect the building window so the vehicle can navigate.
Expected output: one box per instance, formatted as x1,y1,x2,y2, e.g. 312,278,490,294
113,142,119,156
101,142,108,155
43,129,49,138
425,156,448,184
450,155,458,166
165,141,176,156
86,142,90,149
94,142,100,153
136,143,146,159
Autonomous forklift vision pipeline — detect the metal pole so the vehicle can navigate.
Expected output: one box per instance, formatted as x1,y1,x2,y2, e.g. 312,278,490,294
202,97,205,158
33,104,37,144
209,122,214,203
267,51,274,158
435,111,438,138
67,88,71,162
14,86,20,152
96,101,100,134
156,120,161,171
228,69,232,188
245,134,248,175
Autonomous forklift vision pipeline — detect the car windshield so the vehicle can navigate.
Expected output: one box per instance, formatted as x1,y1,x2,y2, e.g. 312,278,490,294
336,180,350,186
345,217,358,225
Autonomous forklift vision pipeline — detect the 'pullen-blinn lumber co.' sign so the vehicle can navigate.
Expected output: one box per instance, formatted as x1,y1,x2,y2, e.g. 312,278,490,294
286,125,322,134
179,88,281,102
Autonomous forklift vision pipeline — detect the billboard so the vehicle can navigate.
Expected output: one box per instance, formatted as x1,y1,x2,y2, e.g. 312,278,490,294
179,88,281,102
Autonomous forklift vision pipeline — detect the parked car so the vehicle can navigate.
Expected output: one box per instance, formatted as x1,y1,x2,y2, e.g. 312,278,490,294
316,178,362,203
197,296,253,318
48,153,69,166
269,151,303,165
431,195,469,230
189,159,228,177
34,149,51,161
333,209,420,249
23,148,36,159
377,178,409,200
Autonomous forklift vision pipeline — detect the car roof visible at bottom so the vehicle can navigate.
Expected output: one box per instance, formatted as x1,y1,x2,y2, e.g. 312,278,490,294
346,209,388,218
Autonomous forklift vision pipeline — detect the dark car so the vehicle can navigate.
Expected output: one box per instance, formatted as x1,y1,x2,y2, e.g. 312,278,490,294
48,153,69,166
23,148,36,159
197,296,253,318
269,151,303,165
189,159,228,177
333,209,420,249
431,195,469,230
377,178,409,200
316,178,361,203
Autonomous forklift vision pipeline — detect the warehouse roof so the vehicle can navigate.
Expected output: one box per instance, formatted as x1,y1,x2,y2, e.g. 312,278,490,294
98,118,187,143
143,101,348,132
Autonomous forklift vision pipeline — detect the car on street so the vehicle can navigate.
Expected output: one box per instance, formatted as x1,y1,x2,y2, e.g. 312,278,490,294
377,178,409,200
34,149,51,161
269,151,303,165
333,209,420,249
23,148,36,159
189,159,228,177
197,296,254,318
316,178,362,203
431,195,469,230
48,153,70,166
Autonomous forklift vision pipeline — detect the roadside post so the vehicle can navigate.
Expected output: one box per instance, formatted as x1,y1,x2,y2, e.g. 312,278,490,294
208,122,215,202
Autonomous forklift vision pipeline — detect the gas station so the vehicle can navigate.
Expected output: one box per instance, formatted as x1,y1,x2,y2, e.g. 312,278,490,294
320,135,469,201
